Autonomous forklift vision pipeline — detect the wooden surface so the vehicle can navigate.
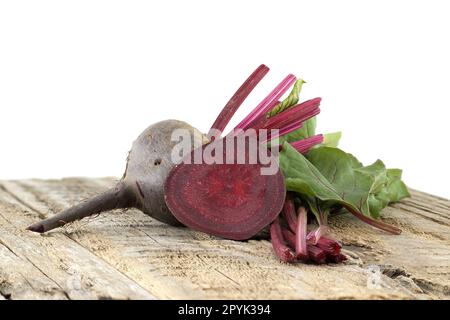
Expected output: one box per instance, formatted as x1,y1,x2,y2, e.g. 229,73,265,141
0,178,449,300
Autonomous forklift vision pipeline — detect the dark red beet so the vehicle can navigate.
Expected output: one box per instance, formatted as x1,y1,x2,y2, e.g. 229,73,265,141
164,138,286,240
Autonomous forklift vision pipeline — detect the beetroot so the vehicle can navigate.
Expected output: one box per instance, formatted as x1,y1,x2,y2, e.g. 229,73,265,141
162,69,321,241
26,63,341,266
26,64,274,234
164,138,286,240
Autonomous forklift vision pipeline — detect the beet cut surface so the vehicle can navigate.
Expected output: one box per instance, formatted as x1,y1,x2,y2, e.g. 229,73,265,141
164,138,286,240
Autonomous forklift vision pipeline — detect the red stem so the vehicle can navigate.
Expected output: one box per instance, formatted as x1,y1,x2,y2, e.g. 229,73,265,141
235,74,296,130
207,64,269,140
270,217,296,263
306,225,329,245
282,197,297,233
255,98,321,131
290,134,324,154
281,228,296,249
295,207,309,260
307,245,326,264
316,236,342,255
343,204,402,235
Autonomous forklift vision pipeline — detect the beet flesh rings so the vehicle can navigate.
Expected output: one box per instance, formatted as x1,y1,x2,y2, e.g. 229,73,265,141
164,137,286,240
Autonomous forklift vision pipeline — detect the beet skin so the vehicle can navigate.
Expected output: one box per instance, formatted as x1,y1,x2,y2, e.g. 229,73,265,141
27,120,206,233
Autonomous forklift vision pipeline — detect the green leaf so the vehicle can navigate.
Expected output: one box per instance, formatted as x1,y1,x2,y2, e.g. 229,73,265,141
355,162,409,217
267,79,305,117
279,143,405,234
305,146,374,216
355,160,388,193
280,143,359,205
306,147,409,219
321,131,342,148
366,169,410,217
386,169,410,202
353,160,390,218
281,144,410,220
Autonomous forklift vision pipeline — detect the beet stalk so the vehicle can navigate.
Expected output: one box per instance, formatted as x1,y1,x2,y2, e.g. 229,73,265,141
306,225,329,244
270,217,296,263
307,245,327,264
295,206,309,260
256,98,321,131
234,74,296,130
208,64,269,139
291,134,324,154
282,196,297,233
281,228,296,248
343,204,401,235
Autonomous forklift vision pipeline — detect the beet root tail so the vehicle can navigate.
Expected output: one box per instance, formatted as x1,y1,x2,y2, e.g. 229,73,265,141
26,182,134,233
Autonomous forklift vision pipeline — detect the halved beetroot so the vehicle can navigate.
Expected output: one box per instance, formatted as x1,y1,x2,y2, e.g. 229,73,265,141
164,138,286,240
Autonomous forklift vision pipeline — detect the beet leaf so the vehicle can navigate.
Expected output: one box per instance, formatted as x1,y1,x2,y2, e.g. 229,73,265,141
279,143,404,234
266,79,305,117
306,147,410,219
321,131,342,148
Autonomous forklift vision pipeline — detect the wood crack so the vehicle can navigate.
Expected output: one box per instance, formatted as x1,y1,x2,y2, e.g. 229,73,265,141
62,232,157,297
379,264,448,297
392,202,449,226
401,201,450,221
0,239,19,258
214,268,241,287
21,254,71,300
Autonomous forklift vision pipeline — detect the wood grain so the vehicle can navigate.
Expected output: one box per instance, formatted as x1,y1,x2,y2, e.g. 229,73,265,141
0,178,448,300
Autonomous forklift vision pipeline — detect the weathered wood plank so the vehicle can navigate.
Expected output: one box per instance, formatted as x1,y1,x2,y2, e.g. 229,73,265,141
328,190,450,298
0,239,68,300
0,237,58,300
0,183,155,300
2,178,446,299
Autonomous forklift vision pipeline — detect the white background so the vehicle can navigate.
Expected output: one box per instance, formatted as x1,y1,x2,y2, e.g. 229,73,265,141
1,1,449,198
